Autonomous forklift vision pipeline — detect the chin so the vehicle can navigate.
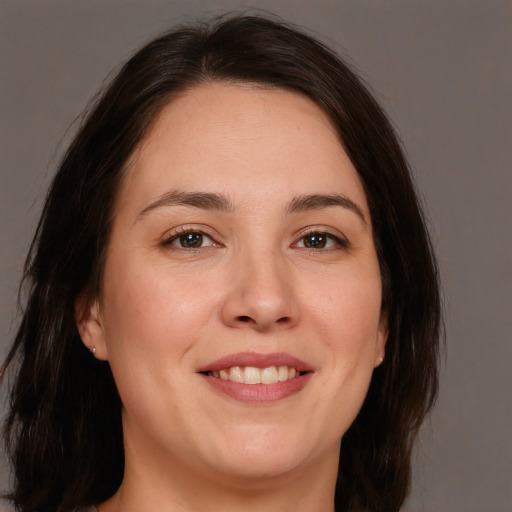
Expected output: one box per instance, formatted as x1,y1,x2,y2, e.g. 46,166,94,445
200,427,321,482
210,454,304,485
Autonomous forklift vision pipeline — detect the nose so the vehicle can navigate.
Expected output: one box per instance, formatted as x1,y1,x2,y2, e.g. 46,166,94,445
220,250,300,332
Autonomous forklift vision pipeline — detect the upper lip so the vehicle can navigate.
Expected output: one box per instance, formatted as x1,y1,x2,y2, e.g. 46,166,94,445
197,352,313,373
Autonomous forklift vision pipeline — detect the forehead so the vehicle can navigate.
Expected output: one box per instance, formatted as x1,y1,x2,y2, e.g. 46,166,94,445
118,82,368,214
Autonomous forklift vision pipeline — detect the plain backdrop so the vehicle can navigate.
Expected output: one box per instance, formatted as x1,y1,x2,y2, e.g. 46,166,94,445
1,1,511,511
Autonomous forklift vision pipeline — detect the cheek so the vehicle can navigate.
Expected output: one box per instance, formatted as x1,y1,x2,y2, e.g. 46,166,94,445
99,260,219,424
100,258,220,366
308,267,383,346
288,268,383,447
306,268,382,397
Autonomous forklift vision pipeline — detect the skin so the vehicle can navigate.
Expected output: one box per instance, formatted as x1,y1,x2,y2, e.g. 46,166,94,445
77,82,388,512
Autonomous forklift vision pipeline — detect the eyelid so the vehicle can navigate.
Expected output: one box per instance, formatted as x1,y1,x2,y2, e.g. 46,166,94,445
161,225,221,249
292,226,350,250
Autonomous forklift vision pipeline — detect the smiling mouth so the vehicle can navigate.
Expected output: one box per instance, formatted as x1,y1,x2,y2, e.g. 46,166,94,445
203,365,307,385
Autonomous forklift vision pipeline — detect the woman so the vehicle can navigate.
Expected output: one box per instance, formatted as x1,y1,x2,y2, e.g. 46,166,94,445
1,14,441,512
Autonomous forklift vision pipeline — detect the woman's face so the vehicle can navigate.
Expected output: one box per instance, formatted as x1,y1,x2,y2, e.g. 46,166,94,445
79,83,387,484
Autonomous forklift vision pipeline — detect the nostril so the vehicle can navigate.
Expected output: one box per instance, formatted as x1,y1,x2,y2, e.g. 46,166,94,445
238,316,251,323
277,317,290,324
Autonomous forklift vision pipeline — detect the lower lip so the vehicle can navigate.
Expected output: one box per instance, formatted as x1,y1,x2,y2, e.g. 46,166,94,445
200,373,312,403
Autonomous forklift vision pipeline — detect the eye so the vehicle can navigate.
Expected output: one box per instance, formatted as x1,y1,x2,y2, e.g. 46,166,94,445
163,230,216,249
294,231,347,250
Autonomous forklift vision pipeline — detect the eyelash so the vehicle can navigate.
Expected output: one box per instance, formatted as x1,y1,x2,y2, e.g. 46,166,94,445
161,228,218,250
293,229,349,251
161,227,349,253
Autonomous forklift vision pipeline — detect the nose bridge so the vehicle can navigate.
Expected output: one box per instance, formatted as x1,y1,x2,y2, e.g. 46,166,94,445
222,241,299,331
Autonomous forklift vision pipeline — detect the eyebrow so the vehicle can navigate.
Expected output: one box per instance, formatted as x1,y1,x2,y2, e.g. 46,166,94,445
287,194,367,226
138,190,235,219
138,190,366,226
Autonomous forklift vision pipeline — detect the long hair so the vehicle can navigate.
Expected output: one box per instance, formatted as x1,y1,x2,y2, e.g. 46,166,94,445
1,14,441,512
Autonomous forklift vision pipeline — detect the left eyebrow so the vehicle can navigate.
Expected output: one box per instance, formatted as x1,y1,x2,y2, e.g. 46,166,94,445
287,194,367,227
137,190,235,219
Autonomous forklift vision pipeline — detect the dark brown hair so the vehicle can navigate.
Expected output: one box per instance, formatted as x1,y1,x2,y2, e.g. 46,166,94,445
1,14,441,512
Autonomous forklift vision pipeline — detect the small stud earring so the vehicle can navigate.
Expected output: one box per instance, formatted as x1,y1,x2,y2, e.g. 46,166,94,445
379,356,384,364
90,347,97,356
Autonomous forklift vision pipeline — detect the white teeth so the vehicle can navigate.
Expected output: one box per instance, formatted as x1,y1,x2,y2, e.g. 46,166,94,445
244,366,261,384
230,366,244,383
209,365,302,384
261,366,279,384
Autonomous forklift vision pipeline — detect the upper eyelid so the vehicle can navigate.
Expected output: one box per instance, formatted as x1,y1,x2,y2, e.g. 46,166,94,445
163,225,216,238
293,228,350,249
294,226,348,241
297,233,345,245
161,226,218,246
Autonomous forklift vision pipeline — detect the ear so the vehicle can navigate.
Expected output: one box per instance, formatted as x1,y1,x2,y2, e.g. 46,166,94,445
374,316,389,368
75,294,108,360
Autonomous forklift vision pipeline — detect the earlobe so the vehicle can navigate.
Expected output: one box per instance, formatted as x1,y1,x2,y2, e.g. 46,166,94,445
74,295,108,361
374,318,389,368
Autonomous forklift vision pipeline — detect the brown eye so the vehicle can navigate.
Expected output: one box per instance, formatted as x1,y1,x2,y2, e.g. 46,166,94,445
303,233,327,248
165,231,215,249
295,231,346,250
179,232,204,248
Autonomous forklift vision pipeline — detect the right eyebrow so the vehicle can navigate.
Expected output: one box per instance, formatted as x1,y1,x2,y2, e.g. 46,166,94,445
137,190,235,220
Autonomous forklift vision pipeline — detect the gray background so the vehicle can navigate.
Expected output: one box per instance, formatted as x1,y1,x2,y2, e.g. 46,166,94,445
1,1,510,511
